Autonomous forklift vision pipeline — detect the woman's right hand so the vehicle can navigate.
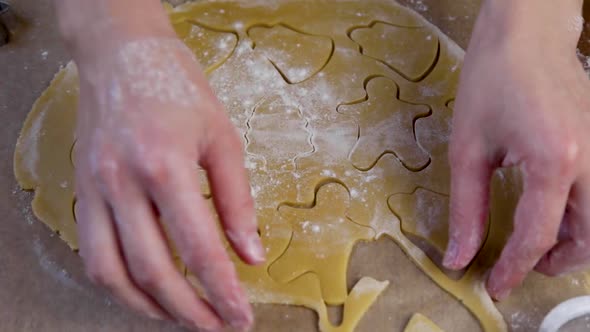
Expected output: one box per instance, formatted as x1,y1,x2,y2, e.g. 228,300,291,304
59,2,264,330
445,0,590,300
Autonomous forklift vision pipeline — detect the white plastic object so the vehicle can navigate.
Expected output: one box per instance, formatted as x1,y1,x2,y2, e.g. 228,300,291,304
539,296,590,332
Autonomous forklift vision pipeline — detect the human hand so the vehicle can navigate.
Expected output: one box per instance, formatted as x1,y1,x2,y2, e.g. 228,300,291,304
444,0,590,300
72,32,263,331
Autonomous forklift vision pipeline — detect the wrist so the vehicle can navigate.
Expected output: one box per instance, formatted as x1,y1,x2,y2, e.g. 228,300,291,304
54,0,177,64
472,0,584,53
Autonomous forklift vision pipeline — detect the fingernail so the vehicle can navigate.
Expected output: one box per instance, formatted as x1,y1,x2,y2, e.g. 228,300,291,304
227,229,266,264
246,233,266,264
487,280,510,301
443,240,459,269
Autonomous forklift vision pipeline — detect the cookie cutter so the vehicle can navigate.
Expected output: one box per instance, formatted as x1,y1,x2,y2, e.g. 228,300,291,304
0,1,18,46
539,296,590,332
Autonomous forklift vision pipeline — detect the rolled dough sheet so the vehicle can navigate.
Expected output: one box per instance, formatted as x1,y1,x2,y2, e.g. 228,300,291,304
13,0,590,331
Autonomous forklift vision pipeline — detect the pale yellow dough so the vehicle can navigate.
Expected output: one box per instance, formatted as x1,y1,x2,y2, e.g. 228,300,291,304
15,1,590,331
403,313,445,332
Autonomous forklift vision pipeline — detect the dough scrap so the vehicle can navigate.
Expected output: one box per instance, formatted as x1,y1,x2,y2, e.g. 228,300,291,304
403,313,445,332
16,1,590,332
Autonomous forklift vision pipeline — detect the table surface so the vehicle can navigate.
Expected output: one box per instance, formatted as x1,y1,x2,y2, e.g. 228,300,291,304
1,1,590,331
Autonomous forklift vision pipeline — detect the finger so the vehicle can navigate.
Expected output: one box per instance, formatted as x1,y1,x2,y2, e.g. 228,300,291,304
536,180,590,276
487,175,569,300
142,154,253,330
75,181,168,321
100,168,223,331
202,119,264,265
535,238,590,276
444,139,493,270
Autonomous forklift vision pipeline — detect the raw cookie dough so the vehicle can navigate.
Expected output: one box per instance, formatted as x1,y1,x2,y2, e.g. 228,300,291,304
403,313,445,332
350,23,439,81
13,1,590,331
389,188,450,259
338,77,431,171
268,183,375,304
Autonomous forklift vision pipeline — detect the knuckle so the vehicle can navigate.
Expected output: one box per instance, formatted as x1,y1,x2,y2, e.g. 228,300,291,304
95,158,122,183
448,145,464,168
525,233,556,256
531,137,579,175
137,151,176,185
195,259,235,289
449,145,482,173
88,147,124,188
217,122,243,149
553,140,579,170
183,248,209,271
85,259,119,290
129,261,167,291
233,196,255,214
185,247,227,273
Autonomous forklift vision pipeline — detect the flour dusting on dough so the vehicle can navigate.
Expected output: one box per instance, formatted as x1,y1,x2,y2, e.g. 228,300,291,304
18,107,46,181
510,310,540,332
